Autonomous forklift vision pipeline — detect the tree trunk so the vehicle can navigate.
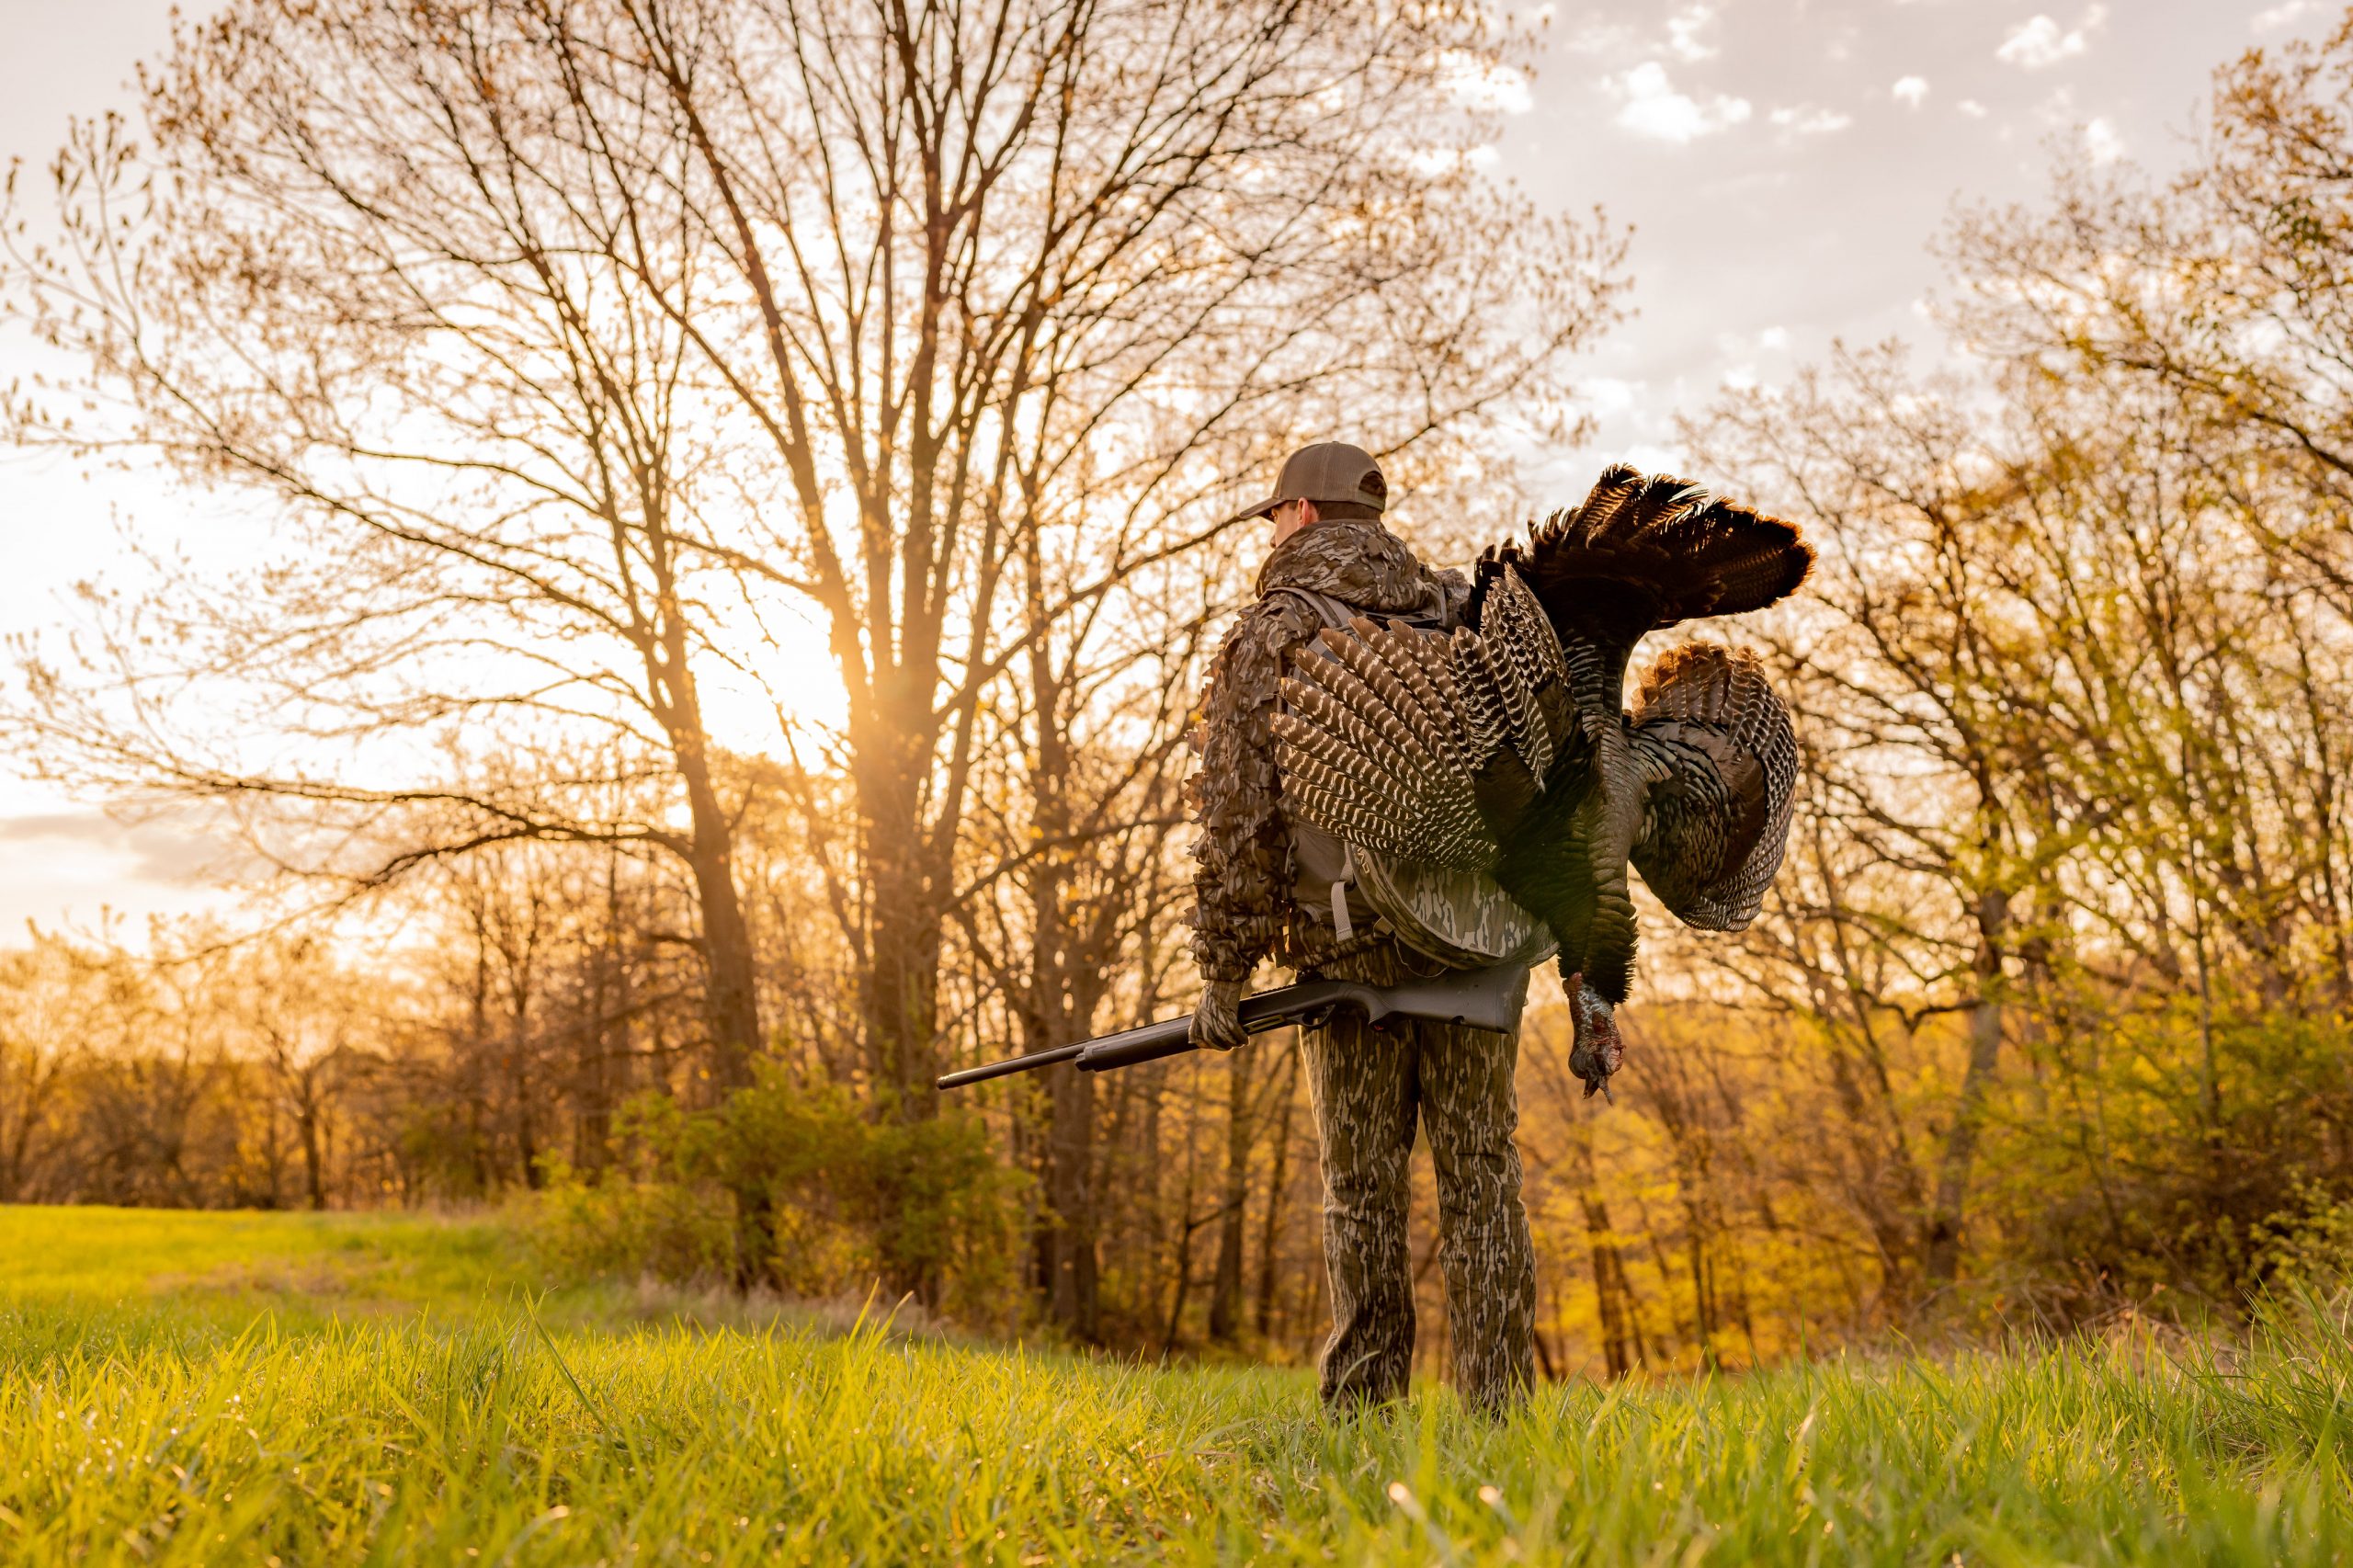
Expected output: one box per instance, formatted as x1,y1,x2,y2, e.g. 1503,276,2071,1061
1685,1213,1716,1357
1164,1151,1203,1354
1207,1051,1254,1343
680,752,761,1093
1583,1190,1634,1377
1046,1065,1100,1339
298,1085,325,1211
1570,1116,1636,1377
577,873,621,1172
856,733,944,1114
1254,1046,1301,1337
1924,885,2009,1290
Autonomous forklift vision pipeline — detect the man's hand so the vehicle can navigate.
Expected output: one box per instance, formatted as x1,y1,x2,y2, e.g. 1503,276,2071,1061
1189,979,1247,1051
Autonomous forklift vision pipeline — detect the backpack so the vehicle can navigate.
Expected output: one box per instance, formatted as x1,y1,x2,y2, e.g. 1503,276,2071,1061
1267,585,1557,971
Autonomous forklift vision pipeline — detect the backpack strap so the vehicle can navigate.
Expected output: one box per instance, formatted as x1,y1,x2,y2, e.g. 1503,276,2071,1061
1330,843,1356,942
1264,584,1453,635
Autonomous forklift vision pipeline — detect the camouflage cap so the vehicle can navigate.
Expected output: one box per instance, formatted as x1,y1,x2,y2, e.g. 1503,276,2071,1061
1230,441,1389,525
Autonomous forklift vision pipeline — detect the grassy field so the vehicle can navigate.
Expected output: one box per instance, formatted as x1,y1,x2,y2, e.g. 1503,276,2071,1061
2,1207,2349,1564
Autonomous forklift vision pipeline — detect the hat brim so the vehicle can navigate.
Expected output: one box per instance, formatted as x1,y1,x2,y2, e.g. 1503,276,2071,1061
1225,494,1284,528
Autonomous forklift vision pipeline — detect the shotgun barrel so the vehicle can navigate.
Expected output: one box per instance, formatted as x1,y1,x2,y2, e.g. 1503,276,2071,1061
935,960,1532,1091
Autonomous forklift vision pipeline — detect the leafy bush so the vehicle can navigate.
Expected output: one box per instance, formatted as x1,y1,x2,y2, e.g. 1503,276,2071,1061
531,1065,1024,1323
1984,1007,2353,1323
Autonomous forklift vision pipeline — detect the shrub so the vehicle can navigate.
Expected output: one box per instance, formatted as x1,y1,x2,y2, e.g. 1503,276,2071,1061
530,1065,1025,1324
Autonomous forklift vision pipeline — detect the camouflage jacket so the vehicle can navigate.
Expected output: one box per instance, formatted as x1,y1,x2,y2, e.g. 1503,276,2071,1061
1187,520,1468,983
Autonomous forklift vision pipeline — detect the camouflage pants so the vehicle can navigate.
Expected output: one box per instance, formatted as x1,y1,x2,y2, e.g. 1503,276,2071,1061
1301,951,1536,1412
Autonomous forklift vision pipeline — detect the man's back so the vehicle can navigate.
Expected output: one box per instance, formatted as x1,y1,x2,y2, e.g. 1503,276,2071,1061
1188,517,1464,986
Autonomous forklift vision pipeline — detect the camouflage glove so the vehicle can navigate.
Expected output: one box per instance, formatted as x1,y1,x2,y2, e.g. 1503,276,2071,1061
1189,979,1247,1051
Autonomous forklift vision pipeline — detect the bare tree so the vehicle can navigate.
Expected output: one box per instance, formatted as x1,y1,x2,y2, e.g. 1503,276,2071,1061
4,0,1623,1114
613,0,1627,1106
242,937,362,1210
5,10,776,1081
0,936,124,1202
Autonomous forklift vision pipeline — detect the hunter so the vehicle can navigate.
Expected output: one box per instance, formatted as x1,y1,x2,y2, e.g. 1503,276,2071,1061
1186,441,1537,1411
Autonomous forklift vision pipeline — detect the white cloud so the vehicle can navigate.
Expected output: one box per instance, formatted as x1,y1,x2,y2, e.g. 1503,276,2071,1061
1666,5,1720,62
2254,0,2321,29
1608,62,1753,143
1439,50,1534,114
1563,6,1721,69
1958,98,1990,119
1579,377,1643,415
1997,6,2108,70
1618,441,1690,475
1892,75,1930,108
1769,104,1855,134
1562,18,1641,56
1720,326,1791,358
2083,116,2125,164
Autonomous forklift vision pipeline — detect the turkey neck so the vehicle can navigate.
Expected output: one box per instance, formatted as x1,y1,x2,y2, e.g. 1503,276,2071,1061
1488,641,1649,1011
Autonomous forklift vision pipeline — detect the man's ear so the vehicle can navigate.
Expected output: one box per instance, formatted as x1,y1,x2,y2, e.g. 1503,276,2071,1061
1298,499,1320,528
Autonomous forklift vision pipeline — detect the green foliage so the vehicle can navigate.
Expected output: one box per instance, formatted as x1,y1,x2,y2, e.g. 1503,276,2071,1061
2254,1190,2353,1298
532,1067,1025,1319
530,1142,740,1286
1984,995,2353,1321
6,1206,2353,1563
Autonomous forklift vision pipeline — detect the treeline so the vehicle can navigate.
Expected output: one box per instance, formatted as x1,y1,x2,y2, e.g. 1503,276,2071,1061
3,3,2352,1376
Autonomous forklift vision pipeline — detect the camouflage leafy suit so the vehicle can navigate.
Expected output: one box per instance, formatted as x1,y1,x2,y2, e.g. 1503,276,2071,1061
1188,518,1537,1411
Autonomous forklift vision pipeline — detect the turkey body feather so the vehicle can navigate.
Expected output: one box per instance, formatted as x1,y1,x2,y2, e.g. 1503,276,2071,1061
1273,463,1813,1096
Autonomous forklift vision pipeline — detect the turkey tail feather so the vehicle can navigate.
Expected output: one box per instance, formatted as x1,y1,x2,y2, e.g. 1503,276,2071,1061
1628,642,1797,931
1527,463,1813,629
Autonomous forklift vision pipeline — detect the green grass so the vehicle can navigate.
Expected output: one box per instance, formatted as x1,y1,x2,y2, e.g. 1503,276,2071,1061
0,1205,528,1316
3,1208,2350,1563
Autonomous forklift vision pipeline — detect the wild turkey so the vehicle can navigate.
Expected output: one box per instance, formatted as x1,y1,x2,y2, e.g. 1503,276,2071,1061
1271,464,1811,1096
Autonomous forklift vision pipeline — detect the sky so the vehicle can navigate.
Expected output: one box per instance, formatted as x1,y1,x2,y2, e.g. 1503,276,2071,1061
0,0,2336,937
1507,0,2333,492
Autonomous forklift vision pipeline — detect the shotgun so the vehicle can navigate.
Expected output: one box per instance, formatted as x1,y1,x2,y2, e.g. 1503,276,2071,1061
936,960,1533,1090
